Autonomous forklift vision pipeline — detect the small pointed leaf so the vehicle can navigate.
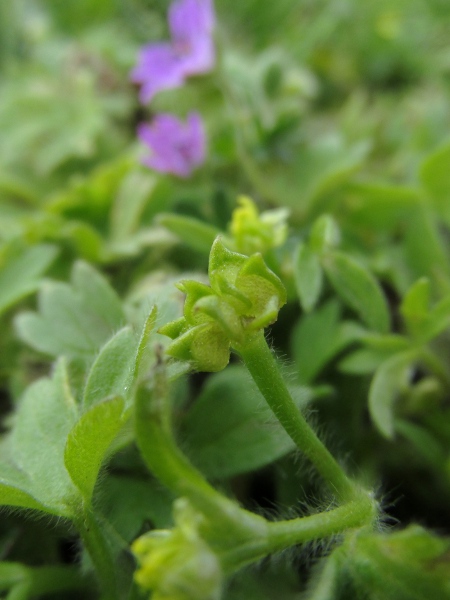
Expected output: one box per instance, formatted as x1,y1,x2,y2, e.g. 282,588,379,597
322,251,390,333
294,242,323,312
368,351,417,439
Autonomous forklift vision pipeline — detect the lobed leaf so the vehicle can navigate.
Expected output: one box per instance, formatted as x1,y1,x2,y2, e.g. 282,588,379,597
0,360,79,516
15,261,124,361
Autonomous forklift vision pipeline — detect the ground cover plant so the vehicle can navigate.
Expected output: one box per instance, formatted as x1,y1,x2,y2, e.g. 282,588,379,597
1,0,450,598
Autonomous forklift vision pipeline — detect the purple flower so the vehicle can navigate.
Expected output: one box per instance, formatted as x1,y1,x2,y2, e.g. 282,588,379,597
138,112,206,178
131,0,215,103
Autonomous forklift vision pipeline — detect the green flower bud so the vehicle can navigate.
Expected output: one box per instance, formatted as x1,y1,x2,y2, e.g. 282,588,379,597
159,236,287,372
132,499,222,600
230,196,289,255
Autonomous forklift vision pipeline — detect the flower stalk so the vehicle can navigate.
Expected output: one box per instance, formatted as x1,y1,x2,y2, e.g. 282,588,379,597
236,331,358,502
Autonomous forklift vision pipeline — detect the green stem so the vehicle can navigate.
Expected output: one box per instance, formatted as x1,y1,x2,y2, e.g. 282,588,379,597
221,494,376,572
76,508,119,600
237,331,357,502
135,363,268,545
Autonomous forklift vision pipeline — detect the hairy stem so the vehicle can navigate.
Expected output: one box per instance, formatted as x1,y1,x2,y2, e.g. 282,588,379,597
237,331,358,502
135,361,268,545
76,508,119,600
221,493,376,572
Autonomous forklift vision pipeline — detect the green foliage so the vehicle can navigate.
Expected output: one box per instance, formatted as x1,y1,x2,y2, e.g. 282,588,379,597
420,141,450,225
0,243,57,317
294,243,323,312
345,526,450,600
291,300,363,384
83,328,137,408
15,261,124,360
322,251,390,333
368,350,418,439
1,0,450,598
64,396,125,502
0,360,78,516
160,237,287,371
181,365,312,478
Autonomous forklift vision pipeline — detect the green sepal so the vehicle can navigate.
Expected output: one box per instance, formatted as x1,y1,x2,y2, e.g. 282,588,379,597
208,237,247,295
165,326,200,362
214,273,253,311
245,296,280,332
194,295,243,342
235,253,287,315
166,323,231,372
190,324,231,372
158,317,187,340
177,280,215,325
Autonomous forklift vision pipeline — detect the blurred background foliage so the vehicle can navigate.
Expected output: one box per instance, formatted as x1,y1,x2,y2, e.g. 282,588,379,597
1,0,450,598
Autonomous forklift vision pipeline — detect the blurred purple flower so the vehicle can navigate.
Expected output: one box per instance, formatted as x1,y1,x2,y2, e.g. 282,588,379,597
138,112,206,178
131,0,215,103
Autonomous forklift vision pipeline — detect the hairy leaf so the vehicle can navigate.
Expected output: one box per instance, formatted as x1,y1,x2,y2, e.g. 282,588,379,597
65,396,125,502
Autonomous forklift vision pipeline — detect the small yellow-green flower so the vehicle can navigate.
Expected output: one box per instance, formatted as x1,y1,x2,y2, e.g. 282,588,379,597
159,236,287,371
132,499,222,600
230,196,289,255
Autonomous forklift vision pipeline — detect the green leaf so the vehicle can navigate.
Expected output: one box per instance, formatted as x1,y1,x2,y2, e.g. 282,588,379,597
181,365,313,478
403,202,450,292
344,183,419,230
400,278,450,341
0,360,78,516
322,250,390,333
400,278,430,337
309,214,340,254
396,420,446,468
0,562,28,589
291,300,364,383
305,552,341,600
83,327,137,409
420,141,450,225
338,348,388,375
100,475,173,541
0,468,51,514
65,397,125,502
425,294,450,340
15,261,124,360
368,351,417,439
293,242,323,312
157,214,221,253
262,137,368,218
110,170,158,241
348,527,450,600
133,306,159,381
0,244,57,316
